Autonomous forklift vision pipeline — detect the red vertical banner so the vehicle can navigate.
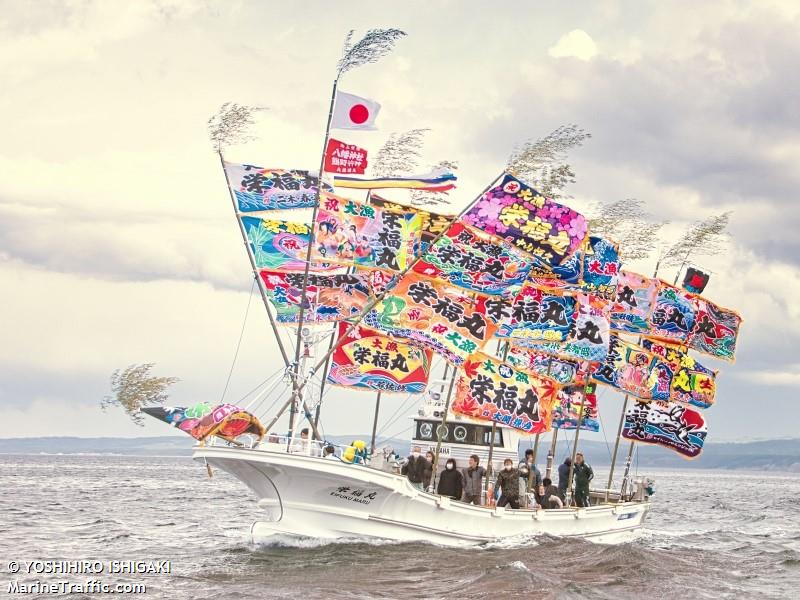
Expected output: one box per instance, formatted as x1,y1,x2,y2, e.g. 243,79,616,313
324,138,368,174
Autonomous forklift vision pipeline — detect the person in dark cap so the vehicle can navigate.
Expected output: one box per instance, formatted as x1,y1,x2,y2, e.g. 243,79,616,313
558,456,572,500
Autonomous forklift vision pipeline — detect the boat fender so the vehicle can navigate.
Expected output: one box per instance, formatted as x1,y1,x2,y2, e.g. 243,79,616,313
341,446,357,463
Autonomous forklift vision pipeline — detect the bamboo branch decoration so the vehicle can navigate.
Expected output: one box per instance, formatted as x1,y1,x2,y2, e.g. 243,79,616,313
337,28,407,76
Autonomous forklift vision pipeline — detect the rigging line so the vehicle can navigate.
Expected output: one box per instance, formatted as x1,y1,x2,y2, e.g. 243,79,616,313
376,424,413,447
375,393,419,438
234,368,284,405
247,374,294,416
220,276,257,403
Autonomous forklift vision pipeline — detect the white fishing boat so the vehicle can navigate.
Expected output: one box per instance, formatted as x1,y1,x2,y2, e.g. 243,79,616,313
141,29,740,548
194,438,650,547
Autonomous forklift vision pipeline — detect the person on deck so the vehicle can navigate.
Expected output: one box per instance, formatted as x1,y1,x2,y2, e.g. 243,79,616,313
423,450,435,491
518,448,542,504
495,458,521,509
290,428,311,454
436,458,463,500
573,453,594,507
401,446,428,491
461,454,486,505
558,457,572,500
537,477,564,509
323,445,337,460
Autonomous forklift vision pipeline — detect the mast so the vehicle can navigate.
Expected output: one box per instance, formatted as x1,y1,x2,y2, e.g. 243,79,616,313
484,342,510,494
218,151,295,370
287,78,339,443
620,440,636,500
217,151,323,443
525,357,553,504
545,429,558,480
430,374,457,491
564,384,589,506
605,393,630,501
369,392,383,454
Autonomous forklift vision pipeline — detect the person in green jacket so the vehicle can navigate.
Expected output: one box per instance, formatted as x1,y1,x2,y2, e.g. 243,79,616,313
573,452,594,507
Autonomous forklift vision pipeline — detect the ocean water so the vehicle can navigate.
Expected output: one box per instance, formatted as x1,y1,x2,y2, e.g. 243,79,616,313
1,454,798,599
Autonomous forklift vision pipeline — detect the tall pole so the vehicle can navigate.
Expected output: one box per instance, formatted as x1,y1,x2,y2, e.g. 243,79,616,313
620,440,636,501
545,429,559,480
485,342,510,496
218,151,294,368
288,78,339,442
525,357,552,504
605,393,630,501
431,375,457,492
484,422,498,494
565,386,588,506
369,392,383,454
314,190,372,436
218,151,323,443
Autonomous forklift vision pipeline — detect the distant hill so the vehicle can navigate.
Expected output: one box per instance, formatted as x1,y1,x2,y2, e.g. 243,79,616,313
1,435,799,471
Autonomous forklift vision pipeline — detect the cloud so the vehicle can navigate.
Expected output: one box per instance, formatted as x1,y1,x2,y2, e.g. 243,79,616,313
737,369,800,386
1,1,799,441
548,29,598,61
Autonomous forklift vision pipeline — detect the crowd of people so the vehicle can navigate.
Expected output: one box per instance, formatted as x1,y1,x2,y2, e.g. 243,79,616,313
401,445,595,509
275,431,597,509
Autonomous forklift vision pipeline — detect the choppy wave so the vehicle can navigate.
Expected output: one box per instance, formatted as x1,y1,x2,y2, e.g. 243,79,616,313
1,455,798,600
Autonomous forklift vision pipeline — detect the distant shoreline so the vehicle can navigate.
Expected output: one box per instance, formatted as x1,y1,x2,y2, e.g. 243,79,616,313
1,435,799,471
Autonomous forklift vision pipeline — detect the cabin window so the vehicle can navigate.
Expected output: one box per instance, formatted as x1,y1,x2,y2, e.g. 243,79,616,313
482,427,503,447
415,421,503,447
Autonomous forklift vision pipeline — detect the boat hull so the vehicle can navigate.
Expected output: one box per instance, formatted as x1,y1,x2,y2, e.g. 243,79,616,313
194,445,649,546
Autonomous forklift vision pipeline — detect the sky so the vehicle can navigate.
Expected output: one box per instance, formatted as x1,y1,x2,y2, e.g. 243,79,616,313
1,0,799,443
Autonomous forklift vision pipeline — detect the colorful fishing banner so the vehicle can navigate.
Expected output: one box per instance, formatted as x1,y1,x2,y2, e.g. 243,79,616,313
610,270,659,334
332,169,457,192
489,285,577,342
641,339,717,408
687,297,742,362
326,323,433,393
591,335,672,401
451,351,560,433
562,298,611,362
552,383,599,432
648,282,697,343
412,222,534,297
312,193,422,272
224,162,330,212
622,400,707,459
324,138,368,174
363,275,498,364
259,271,371,324
507,346,589,385
141,403,265,442
370,196,454,246
581,237,620,300
462,173,588,265
528,250,582,284
242,217,335,272
513,297,611,363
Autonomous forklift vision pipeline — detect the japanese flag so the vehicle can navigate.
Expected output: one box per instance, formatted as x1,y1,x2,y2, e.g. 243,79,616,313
331,91,381,130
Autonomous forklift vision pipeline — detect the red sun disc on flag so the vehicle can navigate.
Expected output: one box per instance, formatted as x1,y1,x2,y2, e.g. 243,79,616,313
349,104,369,124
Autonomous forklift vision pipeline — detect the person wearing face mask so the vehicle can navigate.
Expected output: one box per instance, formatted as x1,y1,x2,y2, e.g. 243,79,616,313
494,458,521,509
436,458,463,500
401,446,428,491
422,451,435,491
